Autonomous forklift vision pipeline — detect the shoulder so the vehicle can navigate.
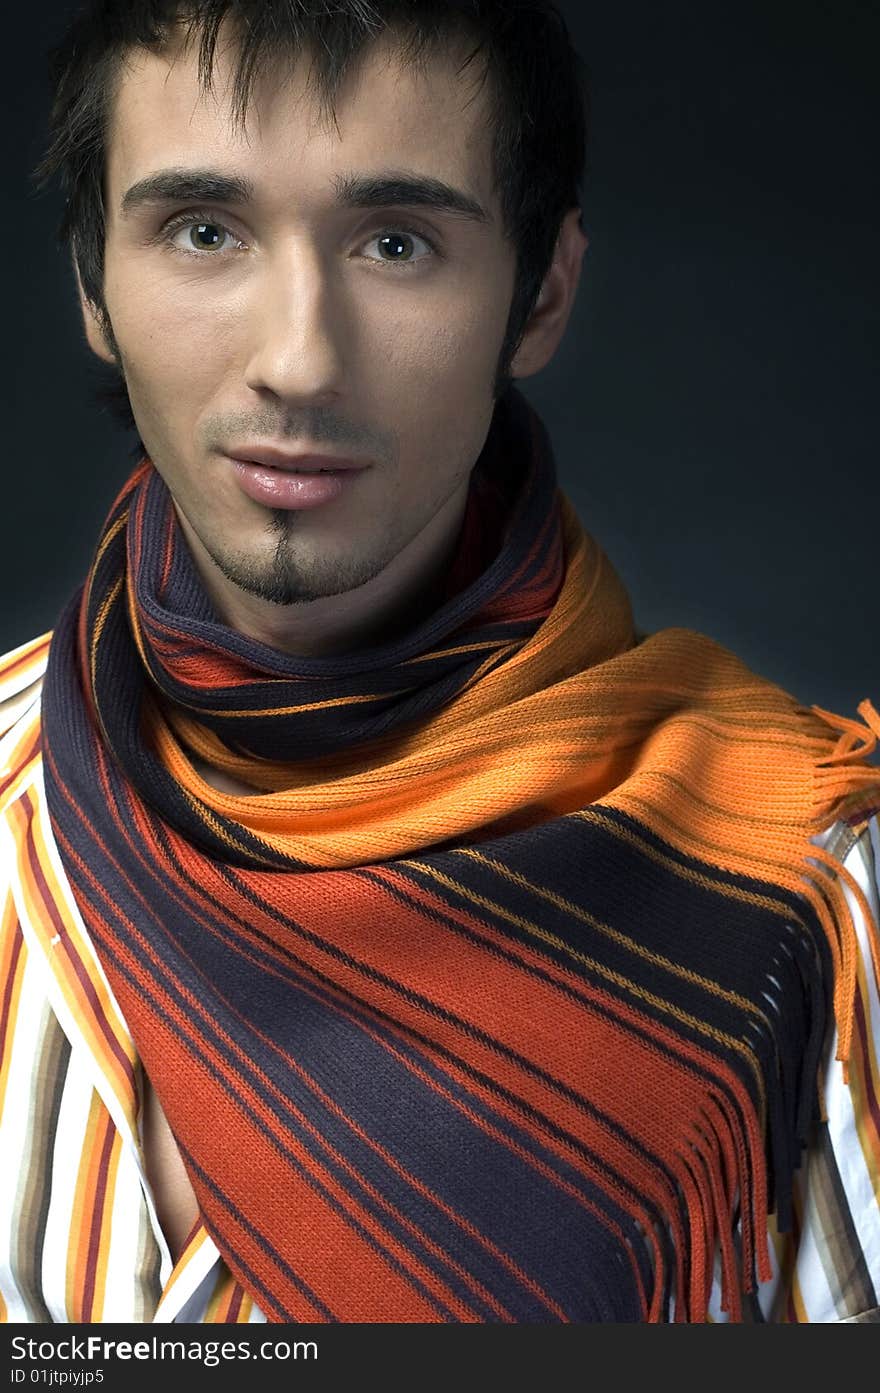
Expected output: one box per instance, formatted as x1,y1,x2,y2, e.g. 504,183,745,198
0,631,51,744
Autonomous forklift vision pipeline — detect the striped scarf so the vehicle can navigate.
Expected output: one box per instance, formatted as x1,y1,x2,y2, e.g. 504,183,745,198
41,386,880,1322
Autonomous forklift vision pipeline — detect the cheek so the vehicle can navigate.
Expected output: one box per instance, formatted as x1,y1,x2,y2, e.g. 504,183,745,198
380,318,500,497
371,294,502,399
110,290,241,427
106,258,236,362
358,291,506,479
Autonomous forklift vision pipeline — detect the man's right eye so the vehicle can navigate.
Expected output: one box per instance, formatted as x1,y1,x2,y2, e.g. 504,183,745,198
161,214,246,256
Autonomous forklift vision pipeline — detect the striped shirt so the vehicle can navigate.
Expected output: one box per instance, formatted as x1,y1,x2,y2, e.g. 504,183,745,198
1,631,878,1323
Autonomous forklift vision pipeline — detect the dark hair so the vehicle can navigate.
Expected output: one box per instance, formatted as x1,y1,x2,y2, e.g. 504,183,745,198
34,0,588,426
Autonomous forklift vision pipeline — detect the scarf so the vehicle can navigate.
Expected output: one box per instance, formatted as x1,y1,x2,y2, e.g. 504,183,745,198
41,385,880,1323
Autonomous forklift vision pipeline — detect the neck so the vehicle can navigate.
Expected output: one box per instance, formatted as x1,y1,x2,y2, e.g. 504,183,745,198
173,476,472,658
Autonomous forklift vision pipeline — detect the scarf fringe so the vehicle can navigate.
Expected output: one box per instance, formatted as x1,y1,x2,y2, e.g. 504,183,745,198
695,1101,740,1320
801,698,880,1082
710,1088,757,1300
656,1075,772,1322
614,694,880,1317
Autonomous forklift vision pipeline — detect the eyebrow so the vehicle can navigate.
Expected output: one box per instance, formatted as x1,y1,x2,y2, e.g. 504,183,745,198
119,167,492,224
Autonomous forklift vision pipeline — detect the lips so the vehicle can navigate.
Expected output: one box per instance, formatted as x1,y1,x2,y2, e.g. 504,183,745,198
228,454,366,511
226,445,370,474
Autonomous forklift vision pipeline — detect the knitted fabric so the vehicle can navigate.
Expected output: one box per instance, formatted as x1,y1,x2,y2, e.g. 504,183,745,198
41,385,880,1322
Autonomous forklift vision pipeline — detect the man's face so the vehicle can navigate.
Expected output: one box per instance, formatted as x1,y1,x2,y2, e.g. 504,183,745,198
95,25,518,606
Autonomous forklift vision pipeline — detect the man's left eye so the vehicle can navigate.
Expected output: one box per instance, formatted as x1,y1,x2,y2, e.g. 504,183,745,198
361,230,434,266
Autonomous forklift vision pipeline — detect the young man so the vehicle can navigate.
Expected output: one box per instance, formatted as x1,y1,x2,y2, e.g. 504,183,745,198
1,0,878,1323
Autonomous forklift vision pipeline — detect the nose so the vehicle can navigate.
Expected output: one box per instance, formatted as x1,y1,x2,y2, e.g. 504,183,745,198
243,242,347,407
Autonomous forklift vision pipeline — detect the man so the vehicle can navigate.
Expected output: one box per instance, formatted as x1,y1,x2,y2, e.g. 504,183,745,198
1,0,878,1324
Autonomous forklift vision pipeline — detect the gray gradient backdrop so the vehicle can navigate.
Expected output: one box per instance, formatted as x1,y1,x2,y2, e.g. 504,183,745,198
3,1,877,726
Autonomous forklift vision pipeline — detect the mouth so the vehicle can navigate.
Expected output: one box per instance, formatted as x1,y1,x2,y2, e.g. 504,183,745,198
255,465,344,474
227,455,368,511
226,446,371,475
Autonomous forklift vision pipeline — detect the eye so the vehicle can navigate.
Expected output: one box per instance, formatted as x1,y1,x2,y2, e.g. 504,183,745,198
360,229,435,268
164,217,245,255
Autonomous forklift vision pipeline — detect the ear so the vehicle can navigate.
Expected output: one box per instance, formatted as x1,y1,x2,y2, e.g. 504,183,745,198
73,256,117,365
508,207,589,380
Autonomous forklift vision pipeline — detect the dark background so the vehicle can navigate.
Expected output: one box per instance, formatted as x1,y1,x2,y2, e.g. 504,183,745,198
3,1,878,721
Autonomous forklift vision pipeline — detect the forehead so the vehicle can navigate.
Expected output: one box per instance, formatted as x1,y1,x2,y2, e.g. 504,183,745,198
105,25,498,214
